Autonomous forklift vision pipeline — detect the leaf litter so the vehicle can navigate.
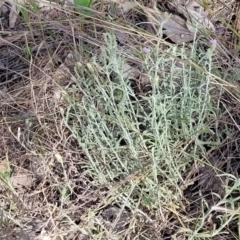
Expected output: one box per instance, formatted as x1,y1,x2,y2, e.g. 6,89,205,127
0,0,240,239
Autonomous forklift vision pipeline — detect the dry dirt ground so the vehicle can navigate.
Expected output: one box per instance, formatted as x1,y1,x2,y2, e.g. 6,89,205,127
1,0,240,239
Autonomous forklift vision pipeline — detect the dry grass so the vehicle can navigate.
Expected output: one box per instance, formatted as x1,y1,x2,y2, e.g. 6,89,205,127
1,0,240,239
